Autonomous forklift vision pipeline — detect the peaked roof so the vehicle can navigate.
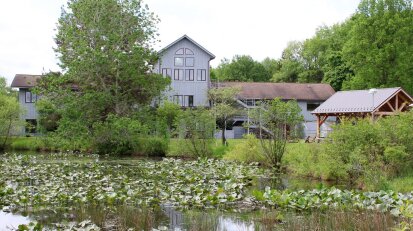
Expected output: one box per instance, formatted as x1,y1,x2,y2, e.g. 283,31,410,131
312,87,413,114
11,74,42,88
158,34,215,59
215,82,335,101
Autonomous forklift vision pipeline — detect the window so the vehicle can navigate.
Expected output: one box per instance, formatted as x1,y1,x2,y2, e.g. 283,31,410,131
25,90,37,103
185,69,194,81
185,57,194,67
173,95,194,107
197,69,206,81
307,103,320,111
175,48,184,55
174,57,184,66
184,95,194,107
173,95,184,106
161,68,172,77
185,48,194,55
174,69,184,80
25,119,37,133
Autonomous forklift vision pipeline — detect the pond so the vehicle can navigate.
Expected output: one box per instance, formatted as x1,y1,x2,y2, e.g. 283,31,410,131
0,152,407,230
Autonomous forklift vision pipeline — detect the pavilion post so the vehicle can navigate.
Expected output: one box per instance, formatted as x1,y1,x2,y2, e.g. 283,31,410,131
316,115,321,139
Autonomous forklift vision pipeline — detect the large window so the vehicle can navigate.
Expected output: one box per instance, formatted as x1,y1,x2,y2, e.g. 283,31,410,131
174,69,184,80
185,69,194,81
173,95,194,107
174,57,184,66
185,57,194,67
25,90,37,103
197,69,206,81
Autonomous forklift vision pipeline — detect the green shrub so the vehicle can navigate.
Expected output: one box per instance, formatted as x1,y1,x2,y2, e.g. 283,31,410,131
224,134,265,164
138,137,169,157
9,137,45,151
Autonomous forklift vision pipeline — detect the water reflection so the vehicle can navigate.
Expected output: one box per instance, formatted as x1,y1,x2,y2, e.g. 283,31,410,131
0,211,31,231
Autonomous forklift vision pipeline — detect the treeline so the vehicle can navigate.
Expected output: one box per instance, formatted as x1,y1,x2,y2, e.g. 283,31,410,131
212,0,413,95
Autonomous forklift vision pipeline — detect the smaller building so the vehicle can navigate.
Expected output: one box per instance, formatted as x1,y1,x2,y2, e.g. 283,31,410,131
215,82,336,138
11,74,42,134
312,87,413,138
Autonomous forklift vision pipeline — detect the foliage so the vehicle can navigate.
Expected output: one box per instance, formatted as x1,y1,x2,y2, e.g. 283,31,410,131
35,99,61,133
91,114,149,155
0,77,22,149
342,0,413,94
175,109,215,158
319,111,413,189
213,55,271,82
156,101,182,134
0,154,265,210
208,86,240,145
224,134,265,164
36,0,170,153
250,98,303,171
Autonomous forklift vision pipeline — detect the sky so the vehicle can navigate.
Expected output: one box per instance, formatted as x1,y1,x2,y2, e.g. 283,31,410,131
0,0,360,85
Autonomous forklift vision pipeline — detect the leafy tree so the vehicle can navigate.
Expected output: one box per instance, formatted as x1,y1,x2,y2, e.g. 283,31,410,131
37,0,170,153
208,87,240,146
175,108,215,158
214,55,271,82
250,98,303,171
342,0,413,94
272,41,305,83
0,77,22,149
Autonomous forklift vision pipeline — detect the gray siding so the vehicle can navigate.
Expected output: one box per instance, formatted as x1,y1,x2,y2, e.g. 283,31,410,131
19,89,38,120
154,38,211,107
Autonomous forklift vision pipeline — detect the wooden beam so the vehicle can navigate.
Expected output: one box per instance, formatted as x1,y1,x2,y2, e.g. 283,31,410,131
375,111,397,116
396,94,399,110
398,102,408,111
316,115,321,139
386,101,395,112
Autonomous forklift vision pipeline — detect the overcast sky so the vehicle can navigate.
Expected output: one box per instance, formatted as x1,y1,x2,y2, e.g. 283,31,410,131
0,0,360,85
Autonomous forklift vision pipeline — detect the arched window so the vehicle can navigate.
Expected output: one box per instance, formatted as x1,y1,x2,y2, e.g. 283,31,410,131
175,48,184,55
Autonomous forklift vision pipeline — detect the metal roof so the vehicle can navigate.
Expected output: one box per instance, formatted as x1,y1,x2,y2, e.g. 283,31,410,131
312,87,413,114
158,34,215,60
215,82,335,101
11,74,42,88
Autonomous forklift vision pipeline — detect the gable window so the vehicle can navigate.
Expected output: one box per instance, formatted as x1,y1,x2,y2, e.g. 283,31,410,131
162,68,172,78
307,103,320,111
175,48,184,55
197,69,206,81
185,48,194,55
174,69,184,80
185,69,194,81
25,90,37,103
174,57,184,66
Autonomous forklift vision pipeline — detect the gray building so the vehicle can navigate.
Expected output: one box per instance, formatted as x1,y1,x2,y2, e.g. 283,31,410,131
10,74,42,133
11,35,335,138
215,82,336,138
153,35,215,107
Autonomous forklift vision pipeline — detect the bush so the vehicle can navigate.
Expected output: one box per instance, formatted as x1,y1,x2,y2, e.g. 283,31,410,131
138,137,169,157
224,134,265,164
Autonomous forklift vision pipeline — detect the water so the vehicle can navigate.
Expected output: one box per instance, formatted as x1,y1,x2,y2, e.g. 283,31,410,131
0,211,31,231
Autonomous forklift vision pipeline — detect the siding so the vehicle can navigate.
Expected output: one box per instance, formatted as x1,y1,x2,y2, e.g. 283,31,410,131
155,38,211,107
19,89,38,120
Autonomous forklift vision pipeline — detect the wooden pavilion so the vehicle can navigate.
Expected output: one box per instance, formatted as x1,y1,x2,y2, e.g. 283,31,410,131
312,87,413,138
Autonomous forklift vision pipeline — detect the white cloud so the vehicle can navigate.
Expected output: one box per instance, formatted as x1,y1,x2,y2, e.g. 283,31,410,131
0,0,360,85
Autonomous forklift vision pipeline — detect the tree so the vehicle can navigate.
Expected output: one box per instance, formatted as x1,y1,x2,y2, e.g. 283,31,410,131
250,98,303,171
208,87,240,146
0,77,22,149
272,41,305,83
156,101,181,134
213,55,271,82
175,108,215,158
37,0,170,152
342,0,413,94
